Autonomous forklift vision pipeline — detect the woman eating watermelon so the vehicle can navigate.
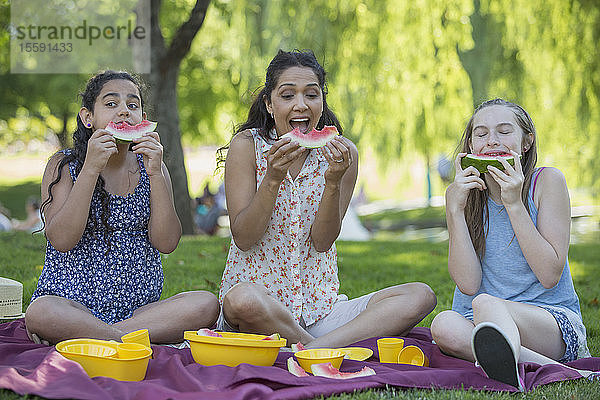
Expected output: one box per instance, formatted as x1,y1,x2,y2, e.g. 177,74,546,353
25,71,219,345
430,99,596,390
216,49,436,348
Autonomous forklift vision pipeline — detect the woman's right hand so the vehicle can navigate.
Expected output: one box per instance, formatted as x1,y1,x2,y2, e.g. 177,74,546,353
445,153,487,214
263,137,306,184
83,129,118,174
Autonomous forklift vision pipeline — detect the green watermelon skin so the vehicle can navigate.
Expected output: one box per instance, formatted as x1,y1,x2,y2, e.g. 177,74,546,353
461,154,520,174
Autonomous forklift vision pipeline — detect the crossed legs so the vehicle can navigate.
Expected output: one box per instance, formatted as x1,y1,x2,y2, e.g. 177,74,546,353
430,293,594,377
222,282,436,348
25,291,219,345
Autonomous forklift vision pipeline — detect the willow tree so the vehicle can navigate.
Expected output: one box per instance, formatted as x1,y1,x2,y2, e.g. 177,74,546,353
481,0,600,195
177,0,475,189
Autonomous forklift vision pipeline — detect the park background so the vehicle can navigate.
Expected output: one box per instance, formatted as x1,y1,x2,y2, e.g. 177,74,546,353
1,1,600,399
1,0,600,233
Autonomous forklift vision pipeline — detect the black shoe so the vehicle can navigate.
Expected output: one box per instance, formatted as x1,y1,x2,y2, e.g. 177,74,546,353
471,322,524,391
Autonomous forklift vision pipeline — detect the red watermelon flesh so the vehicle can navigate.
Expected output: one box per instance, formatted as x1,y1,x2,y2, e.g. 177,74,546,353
196,328,223,337
282,126,338,148
310,362,376,379
105,120,157,141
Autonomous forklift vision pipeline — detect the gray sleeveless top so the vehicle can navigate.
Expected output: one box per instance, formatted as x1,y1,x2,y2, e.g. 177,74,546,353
451,169,583,321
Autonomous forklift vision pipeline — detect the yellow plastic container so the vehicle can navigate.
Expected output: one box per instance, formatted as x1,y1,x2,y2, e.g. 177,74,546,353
121,329,151,348
294,348,345,373
56,338,152,381
377,337,404,363
184,331,286,367
397,345,429,367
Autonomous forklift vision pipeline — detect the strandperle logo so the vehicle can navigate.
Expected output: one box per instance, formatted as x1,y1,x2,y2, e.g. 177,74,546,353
14,20,146,46
10,0,151,74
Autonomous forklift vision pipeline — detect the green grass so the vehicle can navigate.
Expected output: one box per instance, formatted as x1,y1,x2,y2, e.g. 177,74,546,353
0,180,41,220
359,206,447,231
1,230,599,399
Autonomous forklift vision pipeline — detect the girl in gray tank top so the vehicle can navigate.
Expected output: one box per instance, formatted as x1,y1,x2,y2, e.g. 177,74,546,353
430,99,596,391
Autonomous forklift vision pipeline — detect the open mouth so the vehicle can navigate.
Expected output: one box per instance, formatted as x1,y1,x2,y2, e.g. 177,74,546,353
483,151,511,157
112,121,133,127
290,117,310,134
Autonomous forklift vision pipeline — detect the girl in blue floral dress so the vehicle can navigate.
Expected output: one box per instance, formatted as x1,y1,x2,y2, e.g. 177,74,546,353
26,71,219,345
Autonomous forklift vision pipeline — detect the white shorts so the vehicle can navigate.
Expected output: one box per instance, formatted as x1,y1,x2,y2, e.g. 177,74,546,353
217,292,375,338
304,293,374,337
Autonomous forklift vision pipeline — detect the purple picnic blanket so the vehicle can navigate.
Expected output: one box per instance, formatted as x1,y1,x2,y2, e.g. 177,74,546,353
1,319,598,399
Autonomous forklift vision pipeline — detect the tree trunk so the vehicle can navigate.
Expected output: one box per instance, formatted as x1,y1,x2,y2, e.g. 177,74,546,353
147,0,211,235
459,0,498,107
149,67,195,234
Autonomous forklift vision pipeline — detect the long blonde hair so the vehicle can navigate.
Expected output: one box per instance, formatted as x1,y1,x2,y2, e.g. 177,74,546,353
458,99,538,259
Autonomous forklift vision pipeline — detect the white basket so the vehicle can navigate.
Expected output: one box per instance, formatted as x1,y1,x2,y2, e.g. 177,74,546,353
0,277,24,319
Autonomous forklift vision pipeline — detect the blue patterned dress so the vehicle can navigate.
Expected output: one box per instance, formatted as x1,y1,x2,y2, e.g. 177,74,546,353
31,151,163,324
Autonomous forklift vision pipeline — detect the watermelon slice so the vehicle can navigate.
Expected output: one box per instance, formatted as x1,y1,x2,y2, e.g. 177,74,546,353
262,333,281,341
196,328,223,337
461,153,521,174
281,126,338,148
291,342,306,352
105,120,157,142
287,357,309,377
310,362,376,379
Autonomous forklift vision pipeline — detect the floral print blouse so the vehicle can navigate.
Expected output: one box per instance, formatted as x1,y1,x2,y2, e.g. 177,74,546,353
219,129,339,326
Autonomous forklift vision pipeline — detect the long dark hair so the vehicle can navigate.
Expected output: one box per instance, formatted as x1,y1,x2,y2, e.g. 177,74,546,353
38,70,145,251
458,98,537,259
218,49,342,166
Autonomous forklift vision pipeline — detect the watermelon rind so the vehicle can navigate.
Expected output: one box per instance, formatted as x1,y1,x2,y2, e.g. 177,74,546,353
282,126,338,148
287,357,309,377
461,154,521,174
106,120,157,142
310,362,376,379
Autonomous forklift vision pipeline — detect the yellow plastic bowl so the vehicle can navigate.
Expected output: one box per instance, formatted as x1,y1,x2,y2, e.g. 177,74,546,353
184,331,286,367
294,348,345,373
56,338,152,381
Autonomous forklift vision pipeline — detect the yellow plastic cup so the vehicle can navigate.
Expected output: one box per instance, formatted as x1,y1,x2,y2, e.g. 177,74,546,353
377,338,404,363
121,329,151,348
117,342,149,359
397,345,429,367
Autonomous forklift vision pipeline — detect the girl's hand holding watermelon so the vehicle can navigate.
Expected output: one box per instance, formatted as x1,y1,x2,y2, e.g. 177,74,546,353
131,130,164,177
263,136,306,184
446,152,487,214
485,149,524,208
321,136,353,183
82,129,118,175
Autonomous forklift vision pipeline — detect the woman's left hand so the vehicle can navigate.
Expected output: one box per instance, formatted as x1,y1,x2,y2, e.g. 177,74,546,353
487,150,524,206
131,131,164,177
321,136,353,183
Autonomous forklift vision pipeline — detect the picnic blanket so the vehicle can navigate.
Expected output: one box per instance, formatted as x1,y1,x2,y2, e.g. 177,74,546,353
1,319,598,399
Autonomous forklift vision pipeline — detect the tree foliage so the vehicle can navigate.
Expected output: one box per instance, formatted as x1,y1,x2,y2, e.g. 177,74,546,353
1,0,599,199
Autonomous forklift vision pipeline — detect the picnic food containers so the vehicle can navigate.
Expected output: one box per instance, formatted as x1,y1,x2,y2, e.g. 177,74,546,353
397,345,429,367
55,337,152,381
184,330,286,367
377,338,405,363
294,348,345,373
376,337,429,367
